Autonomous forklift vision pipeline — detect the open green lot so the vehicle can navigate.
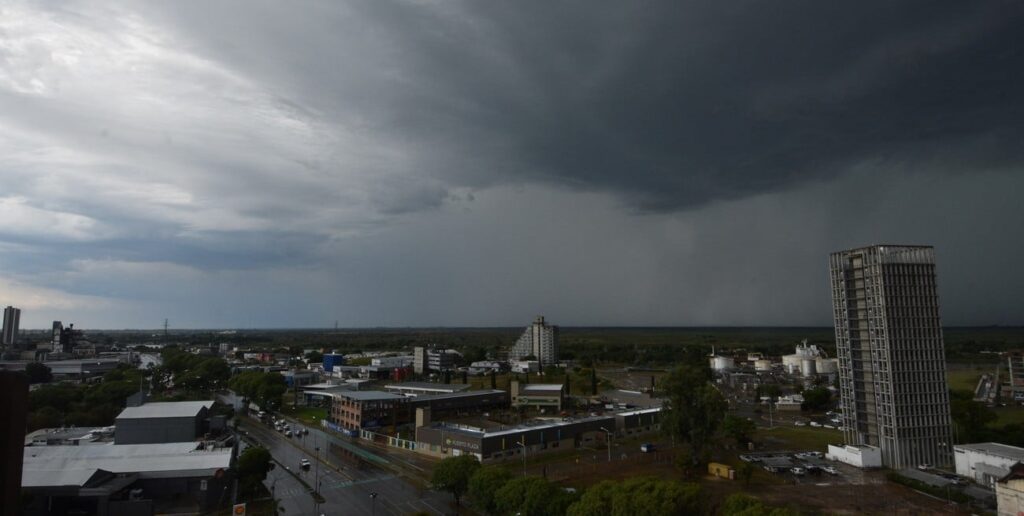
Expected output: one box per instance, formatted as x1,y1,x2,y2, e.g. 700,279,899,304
282,405,327,426
946,366,989,393
755,425,842,451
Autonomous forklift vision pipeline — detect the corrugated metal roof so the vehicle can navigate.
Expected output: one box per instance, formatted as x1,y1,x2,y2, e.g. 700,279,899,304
521,384,564,392
116,400,214,419
385,382,471,392
22,443,231,487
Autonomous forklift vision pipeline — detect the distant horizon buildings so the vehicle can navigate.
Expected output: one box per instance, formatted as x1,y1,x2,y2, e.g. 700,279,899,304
830,245,954,469
2,306,20,349
509,316,559,368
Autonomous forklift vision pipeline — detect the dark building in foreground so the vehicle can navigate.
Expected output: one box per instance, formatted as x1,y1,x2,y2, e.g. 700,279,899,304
830,245,953,469
1,372,28,515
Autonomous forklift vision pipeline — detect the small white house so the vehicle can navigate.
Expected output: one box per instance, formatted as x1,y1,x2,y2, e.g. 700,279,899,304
955,442,1024,489
827,444,882,468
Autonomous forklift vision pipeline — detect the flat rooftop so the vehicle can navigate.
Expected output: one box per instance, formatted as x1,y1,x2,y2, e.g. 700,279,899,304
23,442,232,487
431,413,615,439
116,401,214,420
331,390,407,402
956,442,1024,460
385,382,472,392
520,384,564,392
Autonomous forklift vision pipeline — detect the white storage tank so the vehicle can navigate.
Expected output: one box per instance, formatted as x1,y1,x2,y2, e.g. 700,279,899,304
711,356,734,371
782,354,803,372
801,358,817,377
816,357,838,374
754,359,773,372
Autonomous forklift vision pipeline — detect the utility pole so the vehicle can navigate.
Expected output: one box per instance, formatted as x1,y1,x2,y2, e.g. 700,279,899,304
163,318,169,337
601,427,612,462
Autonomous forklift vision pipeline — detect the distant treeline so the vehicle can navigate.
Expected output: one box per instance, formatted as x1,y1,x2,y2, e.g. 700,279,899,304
103,326,1022,366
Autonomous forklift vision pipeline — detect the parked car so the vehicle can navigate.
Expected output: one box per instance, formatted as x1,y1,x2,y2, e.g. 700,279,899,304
823,466,839,475
794,421,806,427
640,443,656,453
300,459,311,470
791,467,806,476
917,464,932,471
809,422,822,428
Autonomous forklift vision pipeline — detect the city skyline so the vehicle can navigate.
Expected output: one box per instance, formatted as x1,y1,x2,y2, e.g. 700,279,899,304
2,2,1023,329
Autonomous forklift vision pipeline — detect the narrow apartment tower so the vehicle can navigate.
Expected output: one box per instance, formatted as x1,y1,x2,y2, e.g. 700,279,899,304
829,245,953,468
510,316,559,368
1,306,19,348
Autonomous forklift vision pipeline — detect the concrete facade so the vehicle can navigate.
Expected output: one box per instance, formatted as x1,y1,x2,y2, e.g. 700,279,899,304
955,443,1024,489
114,402,212,444
997,463,1024,516
509,316,558,368
830,245,953,469
826,444,883,468
415,415,613,462
510,381,564,411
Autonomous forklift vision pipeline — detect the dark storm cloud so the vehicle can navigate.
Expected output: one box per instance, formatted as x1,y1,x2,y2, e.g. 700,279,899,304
3,0,1023,327
148,1,1024,211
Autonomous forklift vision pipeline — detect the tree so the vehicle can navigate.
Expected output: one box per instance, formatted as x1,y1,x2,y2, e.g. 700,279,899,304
237,446,273,499
737,461,755,486
468,466,513,514
431,455,480,506
659,364,727,466
722,415,756,445
494,476,577,516
800,387,831,412
230,371,287,411
950,389,997,442
306,350,323,363
24,362,52,384
567,477,703,516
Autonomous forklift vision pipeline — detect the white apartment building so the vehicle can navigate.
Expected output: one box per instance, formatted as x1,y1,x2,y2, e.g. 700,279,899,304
509,316,559,368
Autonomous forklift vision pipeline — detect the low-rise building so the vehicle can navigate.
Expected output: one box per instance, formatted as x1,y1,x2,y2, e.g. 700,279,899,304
826,444,882,468
510,381,564,411
997,462,1024,516
282,369,317,387
415,414,614,462
384,382,471,397
510,360,540,374
21,442,232,516
114,401,214,444
955,443,1024,489
328,390,409,431
25,427,112,446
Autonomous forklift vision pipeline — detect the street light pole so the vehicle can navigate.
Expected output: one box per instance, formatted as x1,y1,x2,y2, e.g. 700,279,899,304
600,427,612,462
370,492,378,516
516,439,527,476
314,433,322,515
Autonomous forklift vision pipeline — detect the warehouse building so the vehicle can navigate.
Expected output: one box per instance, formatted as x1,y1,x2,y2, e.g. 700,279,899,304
415,413,614,462
955,442,1024,489
114,401,214,444
21,442,232,516
510,381,564,411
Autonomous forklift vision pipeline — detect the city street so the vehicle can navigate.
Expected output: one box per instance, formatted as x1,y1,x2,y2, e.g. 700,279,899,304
242,419,451,515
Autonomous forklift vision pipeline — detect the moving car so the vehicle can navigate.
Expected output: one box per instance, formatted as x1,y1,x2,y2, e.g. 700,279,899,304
300,459,311,470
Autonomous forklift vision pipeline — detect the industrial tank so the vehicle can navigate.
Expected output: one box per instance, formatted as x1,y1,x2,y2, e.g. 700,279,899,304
800,358,817,377
816,357,838,374
711,356,735,371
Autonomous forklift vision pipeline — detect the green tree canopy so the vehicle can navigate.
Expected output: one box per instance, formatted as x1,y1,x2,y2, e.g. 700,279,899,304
468,466,514,515
494,476,577,516
431,455,480,506
567,477,703,516
800,387,831,412
237,446,272,500
659,364,727,466
24,362,52,384
722,415,756,445
229,371,287,411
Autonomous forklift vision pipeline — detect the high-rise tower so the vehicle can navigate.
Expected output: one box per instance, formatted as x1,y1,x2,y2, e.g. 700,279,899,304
829,245,953,468
2,306,20,348
510,316,559,368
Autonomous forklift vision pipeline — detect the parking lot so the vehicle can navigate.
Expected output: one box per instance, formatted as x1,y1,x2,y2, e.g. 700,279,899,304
739,450,880,485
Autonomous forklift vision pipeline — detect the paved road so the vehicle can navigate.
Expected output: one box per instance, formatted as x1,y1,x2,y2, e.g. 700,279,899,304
242,419,451,515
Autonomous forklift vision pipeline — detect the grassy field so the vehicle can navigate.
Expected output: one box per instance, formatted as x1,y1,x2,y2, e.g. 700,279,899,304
282,405,327,426
994,407,1024,426
755,425,842,451
946,366,990,393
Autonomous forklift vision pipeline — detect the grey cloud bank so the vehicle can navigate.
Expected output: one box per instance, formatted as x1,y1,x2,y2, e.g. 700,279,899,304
0,1,1021,328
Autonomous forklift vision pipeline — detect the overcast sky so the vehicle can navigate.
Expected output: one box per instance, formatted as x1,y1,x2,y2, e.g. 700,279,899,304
1,1,1022,329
